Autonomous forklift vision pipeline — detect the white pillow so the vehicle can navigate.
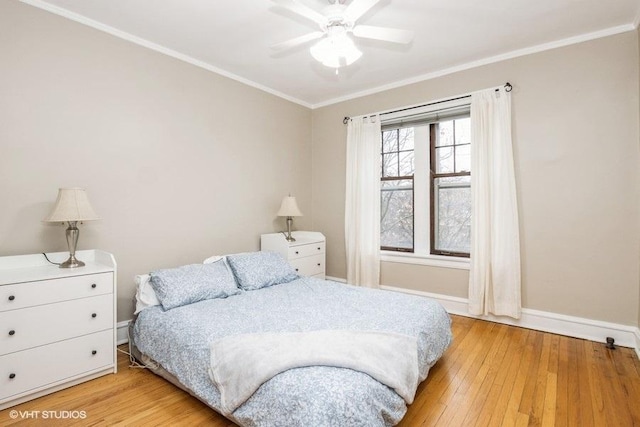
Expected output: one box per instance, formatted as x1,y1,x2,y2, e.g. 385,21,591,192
134,274,161,314
203,255,225,264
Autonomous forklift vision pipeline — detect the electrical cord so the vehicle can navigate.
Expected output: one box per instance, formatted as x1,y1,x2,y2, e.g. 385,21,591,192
116,327,158,369
116,347,151,369
42,252,61,265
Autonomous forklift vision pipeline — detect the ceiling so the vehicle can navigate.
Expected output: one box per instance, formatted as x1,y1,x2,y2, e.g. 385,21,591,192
22,0,640,108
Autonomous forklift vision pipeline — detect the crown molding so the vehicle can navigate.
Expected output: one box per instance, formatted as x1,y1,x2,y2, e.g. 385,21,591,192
19,0,636,111
311,24,635,109
19,0,313,109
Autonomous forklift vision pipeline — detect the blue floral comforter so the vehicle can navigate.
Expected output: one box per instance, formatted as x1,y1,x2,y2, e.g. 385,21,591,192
133,278,452,426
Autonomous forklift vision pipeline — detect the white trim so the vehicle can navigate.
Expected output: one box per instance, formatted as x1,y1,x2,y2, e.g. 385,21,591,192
17,0,635,109
381,252,470,270
117,320,131,345
634,10,640,29
379,285,639,349
18,0,312,109
101,286,640,358
311,24,635,108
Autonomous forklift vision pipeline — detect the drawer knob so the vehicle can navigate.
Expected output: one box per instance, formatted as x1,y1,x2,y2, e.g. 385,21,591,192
9,373,16,379
91,284,97,289
295,251,299,255
8,295,15,301
91,313,97,318
317,263,321,266
295,268,299,272
317,247,321,250
92,350,97,355
8,330,15,336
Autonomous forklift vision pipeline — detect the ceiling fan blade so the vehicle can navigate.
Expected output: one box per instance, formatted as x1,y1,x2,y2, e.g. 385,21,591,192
270,31,325,51
272,0,327,26
344,0,381,22
352,25,414,44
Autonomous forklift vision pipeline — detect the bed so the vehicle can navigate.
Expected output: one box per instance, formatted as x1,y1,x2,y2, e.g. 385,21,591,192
130,252,452,426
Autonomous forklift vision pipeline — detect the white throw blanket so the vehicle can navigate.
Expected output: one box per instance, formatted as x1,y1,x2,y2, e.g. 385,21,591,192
209,330,419,414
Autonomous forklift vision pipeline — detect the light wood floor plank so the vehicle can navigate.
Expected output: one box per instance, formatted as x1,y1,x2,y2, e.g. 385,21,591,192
586,339,608,427
2,315,639,426
528,333,552,426
483,328,530,426
564,337,582,426
498,329,536,426
457,324,512,426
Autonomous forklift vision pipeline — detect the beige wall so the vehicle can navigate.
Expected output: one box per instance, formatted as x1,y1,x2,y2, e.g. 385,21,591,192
0,2,312,321
2,2,639,328
312,31,640,325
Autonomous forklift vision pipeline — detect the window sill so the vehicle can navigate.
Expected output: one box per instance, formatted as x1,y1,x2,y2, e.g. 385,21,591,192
380,251,470,270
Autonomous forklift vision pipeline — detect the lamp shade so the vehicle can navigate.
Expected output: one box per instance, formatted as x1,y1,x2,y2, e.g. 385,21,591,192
277,196,303,217
43,188,100,222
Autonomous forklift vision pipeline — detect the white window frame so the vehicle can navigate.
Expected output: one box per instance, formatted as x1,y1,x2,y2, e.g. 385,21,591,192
380,98,471,270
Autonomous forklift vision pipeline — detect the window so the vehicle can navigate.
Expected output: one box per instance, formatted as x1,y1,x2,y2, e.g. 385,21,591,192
380,100,471,258
430,118,471,256
380,128,414,251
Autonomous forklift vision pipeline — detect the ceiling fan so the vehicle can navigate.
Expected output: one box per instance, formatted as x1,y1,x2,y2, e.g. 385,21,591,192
270,0,414,70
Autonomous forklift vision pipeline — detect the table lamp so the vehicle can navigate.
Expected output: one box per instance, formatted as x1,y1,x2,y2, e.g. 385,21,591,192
43,188,100,268
277,196,303,242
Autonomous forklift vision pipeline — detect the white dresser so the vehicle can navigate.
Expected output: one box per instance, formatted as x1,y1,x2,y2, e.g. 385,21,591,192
261,231,325,279
0,250,117,410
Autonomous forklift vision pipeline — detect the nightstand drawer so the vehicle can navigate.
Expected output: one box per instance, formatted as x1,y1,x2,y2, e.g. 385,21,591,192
0,329,113,401
0,294,113,356
290,254,324,277
288,242,325,260
0,272,112,312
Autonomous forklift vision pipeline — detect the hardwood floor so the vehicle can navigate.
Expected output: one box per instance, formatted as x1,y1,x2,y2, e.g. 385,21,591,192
2,315,639,426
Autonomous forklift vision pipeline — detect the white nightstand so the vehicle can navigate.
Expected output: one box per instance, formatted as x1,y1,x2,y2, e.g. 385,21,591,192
0,250,117,410
261,231,326,279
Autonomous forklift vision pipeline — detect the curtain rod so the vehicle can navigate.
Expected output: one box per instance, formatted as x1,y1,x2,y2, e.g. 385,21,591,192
342,82,512,124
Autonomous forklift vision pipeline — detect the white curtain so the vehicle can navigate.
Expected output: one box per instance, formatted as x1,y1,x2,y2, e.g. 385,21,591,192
468,88,521,319
345,114,381,288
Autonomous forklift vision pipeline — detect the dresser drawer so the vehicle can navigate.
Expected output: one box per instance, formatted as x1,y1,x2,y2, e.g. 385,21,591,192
0,294,113,356
0,329,113,401
0,272,112,312
290,254,324,277
288,242,325,260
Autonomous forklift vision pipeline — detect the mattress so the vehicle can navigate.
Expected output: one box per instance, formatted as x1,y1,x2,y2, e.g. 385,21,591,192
132,277,451,426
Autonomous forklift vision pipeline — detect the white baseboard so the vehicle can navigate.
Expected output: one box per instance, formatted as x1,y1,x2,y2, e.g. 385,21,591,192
117,278,640,358
379,284,639,350
117,320,131,345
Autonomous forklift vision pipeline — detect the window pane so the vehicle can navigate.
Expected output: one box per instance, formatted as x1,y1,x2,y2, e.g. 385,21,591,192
398,128,414,151
399,150,414,176
382,130,398,153
434,178,471,254
435,146,454,173
381,179,413,250
382,153,399,177
437,121,454,147
455,144,470,173
455,118,470,145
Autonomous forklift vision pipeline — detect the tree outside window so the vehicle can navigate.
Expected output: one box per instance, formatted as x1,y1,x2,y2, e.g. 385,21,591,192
380,114,471,257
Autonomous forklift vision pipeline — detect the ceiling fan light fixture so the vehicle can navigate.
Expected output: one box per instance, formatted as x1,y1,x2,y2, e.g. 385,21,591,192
310,33,362,68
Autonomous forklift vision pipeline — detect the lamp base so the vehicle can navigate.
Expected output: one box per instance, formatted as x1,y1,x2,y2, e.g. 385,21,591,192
59,254,85,268
60,221,85,268
285,217,296,242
